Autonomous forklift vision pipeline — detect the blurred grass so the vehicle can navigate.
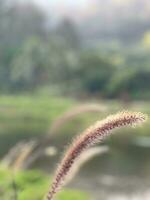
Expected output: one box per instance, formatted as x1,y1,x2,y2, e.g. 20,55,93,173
0,167,90,200
0,95,149,157
0,95,74,156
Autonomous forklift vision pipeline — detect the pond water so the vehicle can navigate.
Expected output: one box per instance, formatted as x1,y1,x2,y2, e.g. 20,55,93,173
70,174,150,200
35,145,150,200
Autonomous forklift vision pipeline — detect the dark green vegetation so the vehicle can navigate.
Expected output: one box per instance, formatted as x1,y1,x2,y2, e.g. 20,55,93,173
0,1,150,100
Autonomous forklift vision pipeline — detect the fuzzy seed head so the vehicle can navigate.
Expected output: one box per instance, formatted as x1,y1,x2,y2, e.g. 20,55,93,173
46,111,147,200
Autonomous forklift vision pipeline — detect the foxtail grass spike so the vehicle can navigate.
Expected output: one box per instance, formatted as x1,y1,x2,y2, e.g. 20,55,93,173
46,111,147,200
64,146,108,186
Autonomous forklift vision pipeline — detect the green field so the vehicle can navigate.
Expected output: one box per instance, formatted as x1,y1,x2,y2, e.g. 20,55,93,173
0,95,149,156
0,95,74,156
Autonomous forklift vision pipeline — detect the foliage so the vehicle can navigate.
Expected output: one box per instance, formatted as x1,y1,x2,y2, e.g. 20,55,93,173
77,52,115,95
0,168,90,200
107,67,150,99
0,1,150,99
142,31,150,49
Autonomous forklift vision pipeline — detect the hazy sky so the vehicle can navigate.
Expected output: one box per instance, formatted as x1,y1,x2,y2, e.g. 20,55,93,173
31,0,95,20
32,0,90,9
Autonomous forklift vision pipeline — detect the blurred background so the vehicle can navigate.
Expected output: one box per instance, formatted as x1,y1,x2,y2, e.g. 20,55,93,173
0,0,150,199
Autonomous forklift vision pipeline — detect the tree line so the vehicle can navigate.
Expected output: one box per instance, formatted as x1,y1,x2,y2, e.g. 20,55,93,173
0,1,149,100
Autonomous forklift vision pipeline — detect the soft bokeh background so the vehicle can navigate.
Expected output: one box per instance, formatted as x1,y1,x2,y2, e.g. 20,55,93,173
0,0,150,200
